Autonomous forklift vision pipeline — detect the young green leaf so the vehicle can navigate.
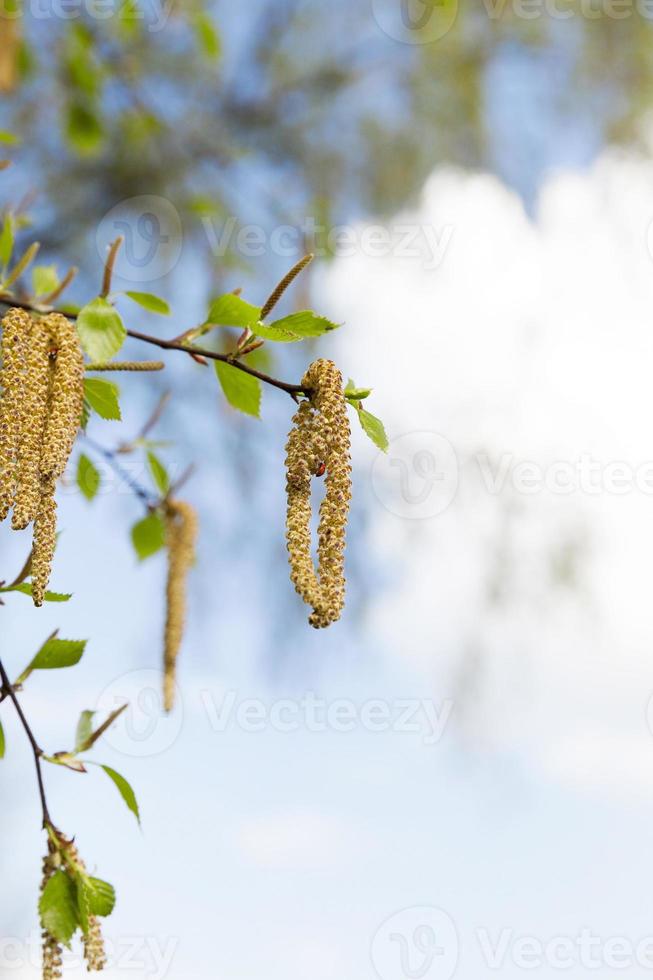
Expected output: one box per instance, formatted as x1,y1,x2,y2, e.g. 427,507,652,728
344,378,372,401
32,264,60,298
84,378,121,421
0,720,5,759
356,406,389,452
250,321,304,343
75,710,95,753
124,291,170,315
0,582,71,602
265,310,340,339
214,361,261,418
46,751,87,773
74,874,90,936
0,213,14,268
131,512,166,560
77,298,126,362
77,453,101,501
18,638,86,683
0,131,18,145
82,876,116,918
65,101,104,156
147,451,170,495
39,871,80,948
101,765,140,824
206,293,260,328
194,13,221,59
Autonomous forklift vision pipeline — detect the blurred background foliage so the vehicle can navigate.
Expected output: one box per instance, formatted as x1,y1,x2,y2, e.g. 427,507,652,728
2,0,653,284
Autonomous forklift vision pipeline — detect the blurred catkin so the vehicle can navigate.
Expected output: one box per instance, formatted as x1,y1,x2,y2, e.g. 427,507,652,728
163,500,198,712
285,359,351,628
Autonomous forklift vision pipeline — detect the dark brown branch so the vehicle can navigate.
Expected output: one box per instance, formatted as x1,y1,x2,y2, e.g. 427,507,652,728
0,297,309,399
125,328,307,397
0,654,51,827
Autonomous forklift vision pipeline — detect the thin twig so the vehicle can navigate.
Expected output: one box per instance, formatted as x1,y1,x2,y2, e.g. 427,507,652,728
82,435,158,508
0,654,50,826
136,391,172,442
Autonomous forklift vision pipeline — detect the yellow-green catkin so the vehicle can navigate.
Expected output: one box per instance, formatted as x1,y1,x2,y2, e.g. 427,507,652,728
0,310,84,601
50,834,107,974
40,842,63,980
163,500,198,712
85,361,164,372
31,481,57,607
11,316,51,530
39,313,85,481
285,359,352,628
0,308,31,521
82,916,107,973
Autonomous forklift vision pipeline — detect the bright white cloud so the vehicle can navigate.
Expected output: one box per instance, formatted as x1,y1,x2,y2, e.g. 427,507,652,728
321,151,653,798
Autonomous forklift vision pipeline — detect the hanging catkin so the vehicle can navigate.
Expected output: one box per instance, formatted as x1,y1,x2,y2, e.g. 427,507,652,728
0,308,31,520
163,499,198,712
39,313,85,481
0,308,84,604
285,359,351,628
40,842,63,980
40,833,107,976
31,481,57,608
11,316,51,530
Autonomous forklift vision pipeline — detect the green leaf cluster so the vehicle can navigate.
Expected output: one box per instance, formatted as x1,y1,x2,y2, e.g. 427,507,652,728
40,869,115,948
